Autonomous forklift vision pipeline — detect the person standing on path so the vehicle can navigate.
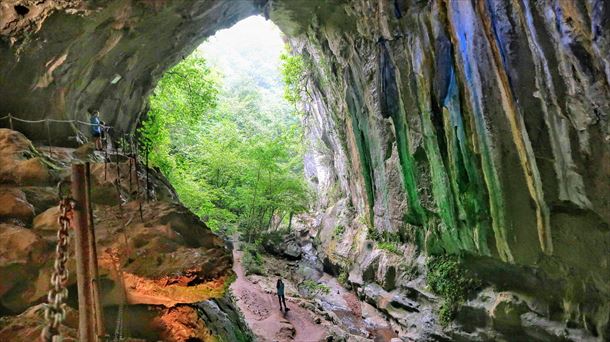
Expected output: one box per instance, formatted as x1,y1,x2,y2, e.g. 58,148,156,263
276,278,288,312
90,110,103,150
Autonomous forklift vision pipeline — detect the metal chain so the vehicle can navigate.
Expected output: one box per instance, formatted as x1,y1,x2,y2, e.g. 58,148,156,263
114,301,124,341
41,197,74,342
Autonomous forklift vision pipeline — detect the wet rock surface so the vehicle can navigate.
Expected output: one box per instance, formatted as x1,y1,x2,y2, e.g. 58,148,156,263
0,130,244,340
0,0,608,340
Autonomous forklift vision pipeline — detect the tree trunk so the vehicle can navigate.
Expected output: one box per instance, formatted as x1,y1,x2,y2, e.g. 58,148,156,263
287,211,293,231
267,207,275,229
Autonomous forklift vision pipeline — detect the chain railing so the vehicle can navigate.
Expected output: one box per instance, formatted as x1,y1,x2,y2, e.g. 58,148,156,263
41,183,74,342
0,113,114,157
4,113,153,341
0,113,112,130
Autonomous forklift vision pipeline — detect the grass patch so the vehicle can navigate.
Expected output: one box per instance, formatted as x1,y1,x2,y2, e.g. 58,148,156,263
377,241,401,255
426,255,481,325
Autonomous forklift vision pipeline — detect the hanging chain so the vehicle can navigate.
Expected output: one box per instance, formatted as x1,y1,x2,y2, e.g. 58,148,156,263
41,195,74,342
114,301,124,341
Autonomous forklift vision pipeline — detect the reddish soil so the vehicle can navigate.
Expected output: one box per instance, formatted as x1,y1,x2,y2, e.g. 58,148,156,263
231,248,326,342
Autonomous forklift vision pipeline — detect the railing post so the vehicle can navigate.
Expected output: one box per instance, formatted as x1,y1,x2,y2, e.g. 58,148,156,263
71,163,97,342
85,162,105,340
8,114,13,130
145,144,150,202
46,120,53,157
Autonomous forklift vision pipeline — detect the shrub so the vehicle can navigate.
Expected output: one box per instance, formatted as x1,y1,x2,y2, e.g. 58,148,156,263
242,244,264,276
333,225,345,238
300,280,331,298
377,242,401,255
367,226,381,241
426,255,481,325
337,270,349,286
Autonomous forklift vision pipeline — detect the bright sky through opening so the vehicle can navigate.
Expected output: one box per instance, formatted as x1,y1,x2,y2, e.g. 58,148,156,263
197,16,286,93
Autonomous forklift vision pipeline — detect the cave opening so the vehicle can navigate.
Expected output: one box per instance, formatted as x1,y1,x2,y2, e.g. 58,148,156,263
0,1,608,341
139,15,309,241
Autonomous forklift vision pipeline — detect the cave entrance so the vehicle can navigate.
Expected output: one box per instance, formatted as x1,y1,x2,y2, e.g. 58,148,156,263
139,15,309,239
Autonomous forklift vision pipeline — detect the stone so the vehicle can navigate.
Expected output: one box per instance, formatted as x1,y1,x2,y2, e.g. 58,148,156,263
32,205,60,233
196,296,253,342
0,304,79,341
276,319,296,340
151,305,214,342
0,0,609,340
21,186,58,214
490,292,530,333
0,130,51,186
0,223,50,313
0,187,34,225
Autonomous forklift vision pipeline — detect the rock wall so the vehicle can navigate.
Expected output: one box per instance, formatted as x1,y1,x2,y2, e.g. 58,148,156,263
0,0,609,340
0,0,265,143
281,0,609,340
0,128,246,341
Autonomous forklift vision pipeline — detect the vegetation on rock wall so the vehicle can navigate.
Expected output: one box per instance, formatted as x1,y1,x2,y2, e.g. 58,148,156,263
279,51,307,109
426,255,481,324
300,280,331,298
140,53,309,235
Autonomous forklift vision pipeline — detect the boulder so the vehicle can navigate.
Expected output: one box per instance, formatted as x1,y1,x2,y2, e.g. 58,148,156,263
0,129,51,186
262,231,302,260
32,205,60,235
490,292,530,333
0,304,79,342
196,297,253,342
21,186,58,215
151,305,214,342
0,187,34,225
0,223,50,312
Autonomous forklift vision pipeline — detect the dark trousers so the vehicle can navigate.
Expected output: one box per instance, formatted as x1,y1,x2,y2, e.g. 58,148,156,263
278,293,287,310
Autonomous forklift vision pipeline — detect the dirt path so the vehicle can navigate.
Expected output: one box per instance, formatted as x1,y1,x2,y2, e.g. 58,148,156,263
231,247,326,342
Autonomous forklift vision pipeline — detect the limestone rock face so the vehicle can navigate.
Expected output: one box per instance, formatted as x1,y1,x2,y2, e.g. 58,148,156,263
0,0,608,340
278,0,609,340
0,1,266,143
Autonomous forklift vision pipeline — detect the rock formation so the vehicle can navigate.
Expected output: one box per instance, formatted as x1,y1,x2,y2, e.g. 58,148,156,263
289,0,609,340
0,0,608,341
0,129,248,341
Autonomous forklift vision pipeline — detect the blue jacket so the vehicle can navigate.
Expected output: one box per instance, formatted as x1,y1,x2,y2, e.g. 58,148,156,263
90,116,102,135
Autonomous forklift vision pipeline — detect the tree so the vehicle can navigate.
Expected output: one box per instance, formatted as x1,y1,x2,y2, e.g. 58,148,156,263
139,53,310,234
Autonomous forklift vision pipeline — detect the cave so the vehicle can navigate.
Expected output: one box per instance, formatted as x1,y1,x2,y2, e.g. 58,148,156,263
0,0,609,341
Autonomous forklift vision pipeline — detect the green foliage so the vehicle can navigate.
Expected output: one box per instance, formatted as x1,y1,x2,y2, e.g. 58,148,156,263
140,54,310,234
367,226,404,251
337,270,348,286
260,230,287,246
367,225,381,241
242,244,264,276
279,48,307,107
426,255,481,325
300,280,330,298
376,242,401,255
333,225,345,238
223,273,237,294
399,262,419,281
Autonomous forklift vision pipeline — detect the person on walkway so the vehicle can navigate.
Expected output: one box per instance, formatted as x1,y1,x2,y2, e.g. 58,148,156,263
276,278,288,312
90,110,103,150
